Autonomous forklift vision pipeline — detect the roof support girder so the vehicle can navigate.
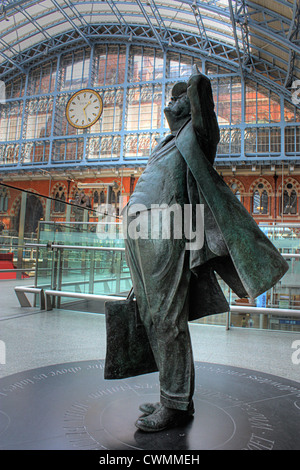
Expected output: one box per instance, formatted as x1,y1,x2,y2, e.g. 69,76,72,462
145,0,172,43
245,0,300,55
284,0,300,87
105,0,130,34
135,0,165,50
14,5,54,44
0,51,25,73
0,0,297,106
228,0,246,79
232,0,252,66
50,0,92,47
190,1,211,51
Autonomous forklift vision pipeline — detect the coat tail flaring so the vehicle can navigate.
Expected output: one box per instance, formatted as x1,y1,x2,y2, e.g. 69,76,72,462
176,121,289,301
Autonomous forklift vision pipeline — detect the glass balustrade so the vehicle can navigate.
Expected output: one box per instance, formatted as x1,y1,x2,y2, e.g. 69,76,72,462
0,183,299,331
36,221,128,306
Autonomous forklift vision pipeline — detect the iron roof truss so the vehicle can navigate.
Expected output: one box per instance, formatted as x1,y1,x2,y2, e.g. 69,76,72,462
0,0,298,105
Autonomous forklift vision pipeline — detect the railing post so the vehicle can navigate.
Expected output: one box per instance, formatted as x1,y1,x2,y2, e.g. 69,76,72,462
115,252,122,294
17,191,27,280
226,310,231,330
89,250,95,294
57,248,63,308
51,246,58,308
45,198,51,222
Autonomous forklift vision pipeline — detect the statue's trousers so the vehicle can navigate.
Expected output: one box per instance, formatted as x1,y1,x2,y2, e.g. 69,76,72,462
124,209,194,411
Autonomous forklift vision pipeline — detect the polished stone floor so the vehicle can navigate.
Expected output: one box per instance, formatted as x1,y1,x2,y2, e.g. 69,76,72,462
1,359,300,450
0,278,300,450
1,278,299,382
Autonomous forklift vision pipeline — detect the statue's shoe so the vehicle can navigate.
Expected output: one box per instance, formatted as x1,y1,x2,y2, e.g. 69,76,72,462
135,404,193,433
138,402,160,416
139,401,194,416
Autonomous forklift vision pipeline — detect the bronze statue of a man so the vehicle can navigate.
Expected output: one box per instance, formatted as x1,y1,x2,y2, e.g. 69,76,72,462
122,66,288,432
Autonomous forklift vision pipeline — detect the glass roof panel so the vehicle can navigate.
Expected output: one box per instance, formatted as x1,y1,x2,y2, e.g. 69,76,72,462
0,0,298,96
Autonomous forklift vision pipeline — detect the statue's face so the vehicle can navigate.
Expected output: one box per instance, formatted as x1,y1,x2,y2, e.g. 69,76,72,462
164,92,191,120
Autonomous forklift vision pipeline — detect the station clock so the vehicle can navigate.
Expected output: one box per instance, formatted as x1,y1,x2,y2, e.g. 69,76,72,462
66,89,103,129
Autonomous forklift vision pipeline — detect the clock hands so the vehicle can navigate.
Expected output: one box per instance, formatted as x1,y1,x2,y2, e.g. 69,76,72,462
83,100,92,123
83,100,91,111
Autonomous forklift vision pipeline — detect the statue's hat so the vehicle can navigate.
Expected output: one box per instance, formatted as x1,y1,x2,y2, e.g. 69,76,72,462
171,81,187,97
171,65,204,97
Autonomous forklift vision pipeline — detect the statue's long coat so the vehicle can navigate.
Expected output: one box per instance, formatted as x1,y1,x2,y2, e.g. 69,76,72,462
175,120,288,321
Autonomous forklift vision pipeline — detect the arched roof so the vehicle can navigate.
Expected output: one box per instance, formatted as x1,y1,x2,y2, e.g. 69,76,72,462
0,0,299,105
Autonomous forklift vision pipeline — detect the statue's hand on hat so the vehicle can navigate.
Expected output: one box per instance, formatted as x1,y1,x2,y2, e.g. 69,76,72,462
187,64,209,91
186,65,219,158
187,65,210,142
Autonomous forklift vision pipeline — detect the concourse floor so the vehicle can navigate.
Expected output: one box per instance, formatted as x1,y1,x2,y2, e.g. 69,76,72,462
0,279,300,450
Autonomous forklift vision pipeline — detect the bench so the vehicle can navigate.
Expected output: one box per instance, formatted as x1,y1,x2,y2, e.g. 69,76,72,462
44,289,125,311
14,286,45,310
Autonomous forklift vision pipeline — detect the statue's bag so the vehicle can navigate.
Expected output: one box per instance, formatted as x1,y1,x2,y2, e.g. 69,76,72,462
104,288,158,380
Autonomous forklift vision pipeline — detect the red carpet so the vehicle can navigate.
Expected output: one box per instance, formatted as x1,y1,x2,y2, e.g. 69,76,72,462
0,253,29,279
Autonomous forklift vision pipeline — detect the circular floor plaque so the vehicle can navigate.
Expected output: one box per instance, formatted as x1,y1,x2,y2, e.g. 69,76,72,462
0,361,299,450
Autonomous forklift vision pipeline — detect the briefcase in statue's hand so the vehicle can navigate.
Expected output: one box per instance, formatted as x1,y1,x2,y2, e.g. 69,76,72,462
104,289,158,380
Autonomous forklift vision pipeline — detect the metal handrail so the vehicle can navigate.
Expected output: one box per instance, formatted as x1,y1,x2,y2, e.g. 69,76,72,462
259,223,300,227
230,305,300,317
36,274,131,290
24,243,300,256
42,290,300,319
51,244,125,252
39,221,122,225
25,243,125,251
25,243,48,248
282,253,300,258
20,242,300,323
0,268,35,273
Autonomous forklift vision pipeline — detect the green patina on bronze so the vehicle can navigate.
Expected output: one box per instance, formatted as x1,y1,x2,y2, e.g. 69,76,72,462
104,66,289,431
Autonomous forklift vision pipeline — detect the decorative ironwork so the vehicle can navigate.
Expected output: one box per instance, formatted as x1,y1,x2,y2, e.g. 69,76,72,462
0,0,299,172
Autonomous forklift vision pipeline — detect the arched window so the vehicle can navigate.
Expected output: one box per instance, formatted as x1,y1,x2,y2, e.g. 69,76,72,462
93,190,99,205
229,178,245,202
280,182,298,215
92,189,106,206
100,191,105,204
0,188,8,212
252,183,269,214
111,189,121,209
230,183,241,201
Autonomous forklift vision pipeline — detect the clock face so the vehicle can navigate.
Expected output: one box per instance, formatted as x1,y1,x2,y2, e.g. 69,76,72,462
66,89,103,129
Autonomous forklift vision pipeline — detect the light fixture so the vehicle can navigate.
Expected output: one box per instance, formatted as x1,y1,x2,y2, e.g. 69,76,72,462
232,166,236,173
289,165,294,172
252,165,256,172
